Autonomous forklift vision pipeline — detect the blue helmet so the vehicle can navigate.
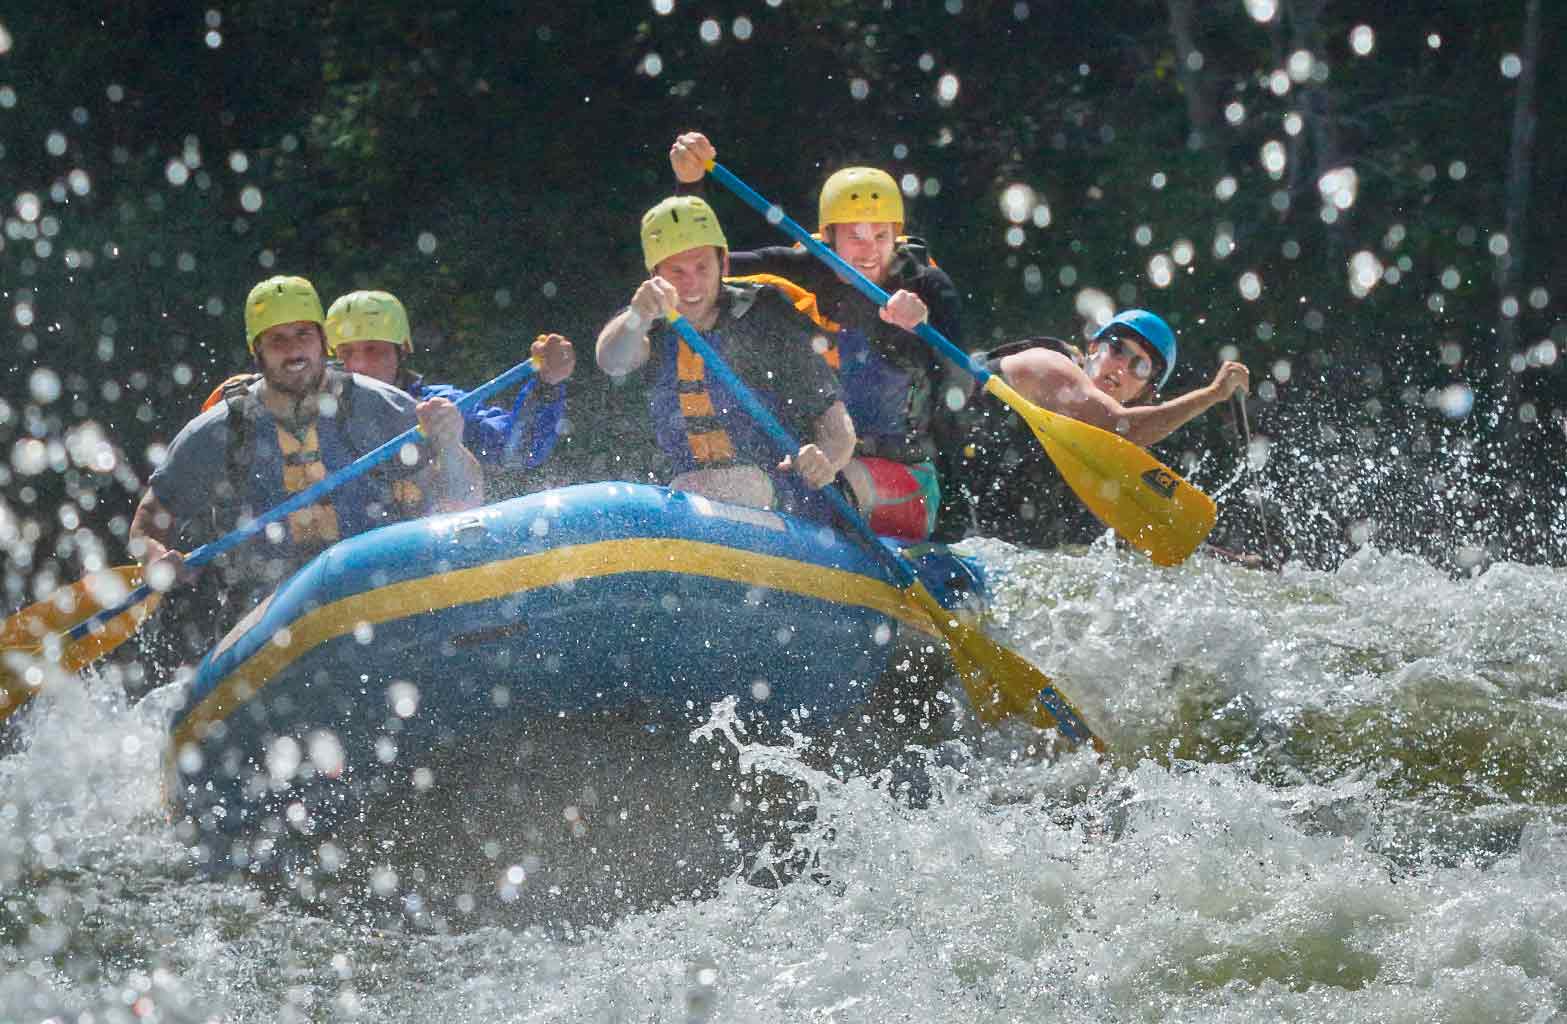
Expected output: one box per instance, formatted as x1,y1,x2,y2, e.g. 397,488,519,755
1094,309,1177,389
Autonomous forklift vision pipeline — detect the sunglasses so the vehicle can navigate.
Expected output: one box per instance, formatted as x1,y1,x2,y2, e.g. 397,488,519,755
1087,334,1157,382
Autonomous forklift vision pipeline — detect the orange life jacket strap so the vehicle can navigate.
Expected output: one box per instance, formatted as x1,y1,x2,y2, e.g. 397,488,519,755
675,338,738,465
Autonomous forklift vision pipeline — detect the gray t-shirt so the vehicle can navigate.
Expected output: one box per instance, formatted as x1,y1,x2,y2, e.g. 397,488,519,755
149,370,428,552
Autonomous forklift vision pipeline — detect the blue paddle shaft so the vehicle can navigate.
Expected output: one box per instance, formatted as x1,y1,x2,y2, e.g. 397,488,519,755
706,161,991,386
664,315,918,591
68,358,540,641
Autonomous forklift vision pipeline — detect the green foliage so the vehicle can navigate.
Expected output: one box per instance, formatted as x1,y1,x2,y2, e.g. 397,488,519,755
0,0,1563,594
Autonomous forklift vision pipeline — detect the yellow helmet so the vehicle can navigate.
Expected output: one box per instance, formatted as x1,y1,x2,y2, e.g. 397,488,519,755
640,195,727,272
245,275,324,354
325,290,413,356
818,167,904,231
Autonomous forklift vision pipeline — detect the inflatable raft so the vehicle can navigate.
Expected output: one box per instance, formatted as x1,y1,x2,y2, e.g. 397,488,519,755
165,481,986,927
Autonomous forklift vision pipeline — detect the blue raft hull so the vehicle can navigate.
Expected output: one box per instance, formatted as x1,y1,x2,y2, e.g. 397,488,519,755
165,482,985,923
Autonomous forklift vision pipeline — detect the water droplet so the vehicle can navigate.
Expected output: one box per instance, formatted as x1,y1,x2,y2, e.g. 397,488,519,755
1244,0,1276,22
1436,384,1474,419
1287,49,1314,83
999,183,1035,224
28,367,61,403
1260,139,1287,176
388,680,420,718
266,736,302,782
1147,253,1174,288
309,730,345,777
1348,250,1384,298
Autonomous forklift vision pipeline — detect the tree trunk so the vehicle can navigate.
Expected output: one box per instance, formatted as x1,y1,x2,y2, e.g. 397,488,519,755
1287,0,1344,255
1495,0,1542,410
1164,0,1215,148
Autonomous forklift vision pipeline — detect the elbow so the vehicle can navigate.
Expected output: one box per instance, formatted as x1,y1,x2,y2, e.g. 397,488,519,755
1124,422,1171,448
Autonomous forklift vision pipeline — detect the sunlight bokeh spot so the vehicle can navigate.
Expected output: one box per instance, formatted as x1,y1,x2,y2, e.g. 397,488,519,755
1000,184,1035,224
1243,0,1276,23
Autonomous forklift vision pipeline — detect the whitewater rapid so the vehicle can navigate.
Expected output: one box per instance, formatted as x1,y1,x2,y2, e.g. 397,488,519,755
4,543,1565,1022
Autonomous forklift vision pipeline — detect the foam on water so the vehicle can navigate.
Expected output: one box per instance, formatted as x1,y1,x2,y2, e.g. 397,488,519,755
4,547,1567,1021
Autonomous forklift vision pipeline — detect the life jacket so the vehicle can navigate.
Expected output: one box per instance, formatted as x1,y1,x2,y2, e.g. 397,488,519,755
735,241,942,463
734,235,935,372
201,372,261,413
650,288,763,474
672,339,739,467
217,369,425,557
648,283,821,482
726,272,842,363
394,366,425,398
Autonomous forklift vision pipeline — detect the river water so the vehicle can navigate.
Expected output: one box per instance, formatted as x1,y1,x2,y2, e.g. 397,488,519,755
4,537,1564,1023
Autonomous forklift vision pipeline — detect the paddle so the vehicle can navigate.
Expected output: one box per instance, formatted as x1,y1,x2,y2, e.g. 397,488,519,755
0,566,160,720
702,159,1217,567
0,356,541,725
664,310,1102,751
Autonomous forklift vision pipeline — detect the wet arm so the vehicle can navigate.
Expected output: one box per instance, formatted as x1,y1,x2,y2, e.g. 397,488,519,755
813,400,857,474
128,489,178,565
999,349,1229,447
596,309,653,376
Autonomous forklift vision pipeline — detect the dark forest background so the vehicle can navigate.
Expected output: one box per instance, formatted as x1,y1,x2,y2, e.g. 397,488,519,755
2,1,1564,614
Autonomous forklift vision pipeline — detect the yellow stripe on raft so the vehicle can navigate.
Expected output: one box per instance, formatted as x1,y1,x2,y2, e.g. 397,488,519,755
173,537,944,747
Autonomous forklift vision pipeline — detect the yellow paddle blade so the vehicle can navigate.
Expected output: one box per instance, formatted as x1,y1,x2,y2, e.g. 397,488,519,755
1,566,159,724
904,580,1104,753
984,377,1217,567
